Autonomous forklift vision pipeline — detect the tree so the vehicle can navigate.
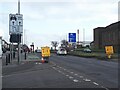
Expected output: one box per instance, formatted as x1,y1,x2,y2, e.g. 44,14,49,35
61,40,71,52
61,40,68,48
51,41,59,50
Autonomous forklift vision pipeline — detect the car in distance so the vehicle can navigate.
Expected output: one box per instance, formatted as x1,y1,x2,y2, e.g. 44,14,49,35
35,49,41,53
83,48,92,53
57,48,67,55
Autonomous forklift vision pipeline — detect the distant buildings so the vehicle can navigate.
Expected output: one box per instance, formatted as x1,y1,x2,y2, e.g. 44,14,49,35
94,21,120,52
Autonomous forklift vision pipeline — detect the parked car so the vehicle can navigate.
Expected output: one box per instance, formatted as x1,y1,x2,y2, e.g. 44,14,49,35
83,48,92,53
57,48,67,55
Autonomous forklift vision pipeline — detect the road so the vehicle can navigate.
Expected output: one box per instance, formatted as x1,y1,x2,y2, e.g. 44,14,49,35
2,53,118,89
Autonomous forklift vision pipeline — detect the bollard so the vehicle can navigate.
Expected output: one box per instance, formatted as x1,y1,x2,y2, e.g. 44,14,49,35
13,52,15,59
6,54,8,65
25,52,26,60
8,54,10,63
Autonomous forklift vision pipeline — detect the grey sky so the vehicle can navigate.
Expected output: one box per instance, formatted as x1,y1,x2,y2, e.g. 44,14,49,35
0,0,119,49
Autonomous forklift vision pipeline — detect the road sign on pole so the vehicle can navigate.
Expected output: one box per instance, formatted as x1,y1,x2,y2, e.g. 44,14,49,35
9,14,23,35
105,46,114,59
68,33,76,42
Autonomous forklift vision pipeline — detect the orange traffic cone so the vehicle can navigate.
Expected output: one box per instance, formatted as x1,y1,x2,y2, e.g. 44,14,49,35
41,57,45,63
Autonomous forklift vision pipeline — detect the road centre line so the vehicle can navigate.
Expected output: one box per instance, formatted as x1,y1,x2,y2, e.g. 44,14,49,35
74,74,78,76
93,82,99,86
63,69,66,70
52,63,108,88
101,86,109,90
69,76,73,79
73,79,79,82
83,78,91,82
66,75,69,77
79,76,83,78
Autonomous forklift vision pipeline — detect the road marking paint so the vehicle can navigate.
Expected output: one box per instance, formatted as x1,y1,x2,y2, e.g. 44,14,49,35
61,72,65,75
64,69,66,70
93,82,99,86
74,74,78,76
35,62,38,64
38,63,41,64
58,70,60,72
66,75,69,76
70,72,73,74
101,86,109,90
79,76,83,78
73,79,79,82
69,76,73,79
83,79,91,82
66,70,70,72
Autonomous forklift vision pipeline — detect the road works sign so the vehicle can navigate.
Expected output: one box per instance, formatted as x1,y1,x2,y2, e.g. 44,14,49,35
68,33,76,42
105,46,114,54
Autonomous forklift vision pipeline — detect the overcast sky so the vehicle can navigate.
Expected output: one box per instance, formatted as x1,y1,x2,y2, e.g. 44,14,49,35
0,0,119,49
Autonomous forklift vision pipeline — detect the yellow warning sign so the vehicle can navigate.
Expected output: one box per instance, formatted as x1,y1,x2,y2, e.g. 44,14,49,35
105,46,114,54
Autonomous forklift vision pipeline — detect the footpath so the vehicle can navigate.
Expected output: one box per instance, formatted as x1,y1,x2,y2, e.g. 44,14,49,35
2,52,41,66
2,52,42,76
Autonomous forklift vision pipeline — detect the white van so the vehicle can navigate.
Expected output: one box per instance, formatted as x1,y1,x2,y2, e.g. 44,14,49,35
0,38,2,58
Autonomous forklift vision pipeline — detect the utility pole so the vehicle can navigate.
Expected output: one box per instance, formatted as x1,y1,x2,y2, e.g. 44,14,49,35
83,28,85,46
77,29,79,45
18,0,21,64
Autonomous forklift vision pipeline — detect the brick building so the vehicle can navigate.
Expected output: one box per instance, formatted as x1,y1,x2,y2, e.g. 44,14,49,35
94,21,120,52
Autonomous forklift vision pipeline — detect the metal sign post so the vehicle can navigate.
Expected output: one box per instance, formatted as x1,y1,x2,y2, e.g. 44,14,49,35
9,0,23,64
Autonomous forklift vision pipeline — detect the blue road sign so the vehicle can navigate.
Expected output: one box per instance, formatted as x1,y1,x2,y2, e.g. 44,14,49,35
68,33,76,42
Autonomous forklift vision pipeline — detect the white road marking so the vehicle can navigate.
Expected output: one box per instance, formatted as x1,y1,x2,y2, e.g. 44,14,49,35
35,62,38,64
101,86,109,90
66,75,69,77
69,76,73,79
93,82,99,86
64,69,66,70
79,76,83,78
38,63,41,64
70,72,73,74
83,79,91,82
74,74,78,76
67,70,70,73
61,72,65,75
73,79,79,82
58,70,61,73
